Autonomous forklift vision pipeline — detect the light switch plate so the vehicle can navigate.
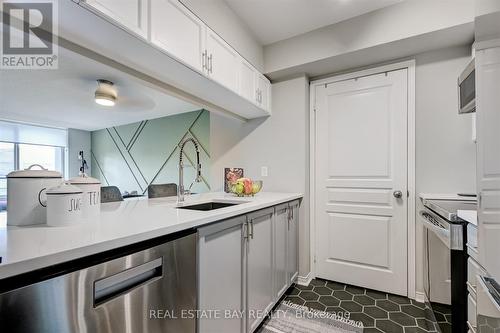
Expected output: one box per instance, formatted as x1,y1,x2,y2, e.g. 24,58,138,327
261,166,268,177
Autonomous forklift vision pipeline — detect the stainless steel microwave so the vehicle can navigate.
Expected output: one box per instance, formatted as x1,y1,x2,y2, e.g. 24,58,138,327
458,58,476,114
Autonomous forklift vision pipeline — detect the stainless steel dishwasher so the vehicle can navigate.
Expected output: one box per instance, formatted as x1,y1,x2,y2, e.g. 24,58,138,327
0,232,197,333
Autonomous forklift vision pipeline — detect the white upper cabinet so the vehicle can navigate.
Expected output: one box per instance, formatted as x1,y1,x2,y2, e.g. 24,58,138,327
205,27,240,92
82,0,148,38
239,59,257,103
150,0,206,72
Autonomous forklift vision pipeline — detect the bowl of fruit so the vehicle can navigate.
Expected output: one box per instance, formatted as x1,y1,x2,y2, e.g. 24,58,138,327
230,178,263,197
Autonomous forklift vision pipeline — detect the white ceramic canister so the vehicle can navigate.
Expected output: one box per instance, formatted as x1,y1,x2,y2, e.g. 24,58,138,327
6,164,62,226
68,174,101,219
45,183,83,227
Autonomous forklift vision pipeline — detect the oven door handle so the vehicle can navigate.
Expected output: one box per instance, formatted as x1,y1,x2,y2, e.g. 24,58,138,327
419,210,451,248
93,257,163,306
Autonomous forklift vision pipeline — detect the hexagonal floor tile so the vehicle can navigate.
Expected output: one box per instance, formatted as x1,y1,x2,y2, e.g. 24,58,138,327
325,306,345,315
318,295,340,307
340,300,362,313
299,291,319,301
333,290,353,300
416,318,436,331
285,295,305,305
346,285,365,295
313,286,333,296
364,306,389,319
353,295,376,306
366,289,388,300
389,312,417,326
349,312,375,327
309,279,327,287
376,299,400,312
304,301,326,311
326,281,346,290
296,284,314,291
376,319,404,333
410,299,427,309
388,294,412,305
364,328,384,333
404,327,428,333
401,304,426,318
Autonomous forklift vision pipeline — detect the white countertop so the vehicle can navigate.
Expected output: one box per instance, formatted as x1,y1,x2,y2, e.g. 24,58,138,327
0,192,302,280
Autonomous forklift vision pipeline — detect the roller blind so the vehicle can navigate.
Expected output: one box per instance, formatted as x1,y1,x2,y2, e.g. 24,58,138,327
0,120,67,147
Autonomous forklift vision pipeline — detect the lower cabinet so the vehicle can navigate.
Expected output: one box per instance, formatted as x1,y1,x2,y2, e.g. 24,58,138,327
198,216,246,333
198,200,300,333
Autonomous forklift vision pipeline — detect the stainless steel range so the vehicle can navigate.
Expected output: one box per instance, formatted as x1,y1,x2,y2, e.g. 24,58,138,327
420,199,476,333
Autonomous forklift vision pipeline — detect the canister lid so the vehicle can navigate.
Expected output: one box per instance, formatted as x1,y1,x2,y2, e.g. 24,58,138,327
68,173,101,185
7,164,62,179
46,183,83,195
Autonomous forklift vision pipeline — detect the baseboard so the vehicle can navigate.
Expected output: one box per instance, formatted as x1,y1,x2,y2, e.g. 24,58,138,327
415,291,426,303
297,272,313,286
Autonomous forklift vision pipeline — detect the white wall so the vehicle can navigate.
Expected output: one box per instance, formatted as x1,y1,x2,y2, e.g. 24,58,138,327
180,0,264,71
414,45,476,293
264,0,474,79
67,128,91,179
210,76,310,276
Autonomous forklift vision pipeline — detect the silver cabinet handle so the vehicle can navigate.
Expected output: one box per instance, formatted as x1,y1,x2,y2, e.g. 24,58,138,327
393,190,403,198
202,50,207,71
249,221,254,239
208,53,213,74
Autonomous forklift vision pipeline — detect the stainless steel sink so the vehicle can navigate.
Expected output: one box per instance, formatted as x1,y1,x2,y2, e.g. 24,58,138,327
176,201,241,211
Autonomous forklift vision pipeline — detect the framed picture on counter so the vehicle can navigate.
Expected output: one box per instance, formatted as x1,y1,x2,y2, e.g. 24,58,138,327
224,168,244,192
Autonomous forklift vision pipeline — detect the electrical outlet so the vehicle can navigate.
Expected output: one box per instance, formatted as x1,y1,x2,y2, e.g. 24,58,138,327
261,166,268,177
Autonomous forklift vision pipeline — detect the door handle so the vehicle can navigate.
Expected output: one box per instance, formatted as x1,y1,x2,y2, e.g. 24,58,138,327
393,190,403,199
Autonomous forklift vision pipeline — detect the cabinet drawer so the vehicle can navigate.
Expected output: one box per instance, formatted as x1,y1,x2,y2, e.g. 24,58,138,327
468,257,487,292
468,293,477,328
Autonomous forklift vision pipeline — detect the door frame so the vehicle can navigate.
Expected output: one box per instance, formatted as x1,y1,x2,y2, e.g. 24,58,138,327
309,60,417,299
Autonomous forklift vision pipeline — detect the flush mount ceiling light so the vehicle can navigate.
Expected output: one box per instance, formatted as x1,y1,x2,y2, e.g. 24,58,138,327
94,79,117,107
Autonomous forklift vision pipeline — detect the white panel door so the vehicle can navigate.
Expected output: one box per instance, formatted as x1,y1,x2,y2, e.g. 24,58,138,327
246,208,274,333
315,69,408,296
476,47,500,280
206,28,240,92
150,0,205,72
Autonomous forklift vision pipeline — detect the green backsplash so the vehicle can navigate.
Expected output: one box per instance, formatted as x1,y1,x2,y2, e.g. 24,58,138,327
91,110,210,195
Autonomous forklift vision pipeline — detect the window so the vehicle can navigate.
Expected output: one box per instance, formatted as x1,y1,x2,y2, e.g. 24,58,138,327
0,142,65,212
0,142,15,212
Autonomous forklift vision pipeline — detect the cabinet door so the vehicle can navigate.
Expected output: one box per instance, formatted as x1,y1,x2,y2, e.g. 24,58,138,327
150,0,206,72
198,216,246,333
206,28,240,92
246,208,274,333
83,0,148,38
288,200,299,284
476,46,500,279
257,74,271,112
274,204,289,300
239,60,257,103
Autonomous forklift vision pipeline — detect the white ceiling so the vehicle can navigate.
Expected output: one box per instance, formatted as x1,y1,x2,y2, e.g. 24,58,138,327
0,45,200,131
224,0,405,45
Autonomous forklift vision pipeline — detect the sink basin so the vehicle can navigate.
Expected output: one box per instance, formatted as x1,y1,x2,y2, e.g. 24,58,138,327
176,201,241,211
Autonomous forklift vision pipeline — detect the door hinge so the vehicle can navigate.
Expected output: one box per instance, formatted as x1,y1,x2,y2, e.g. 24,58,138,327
407,190,410,198
314,255,317,264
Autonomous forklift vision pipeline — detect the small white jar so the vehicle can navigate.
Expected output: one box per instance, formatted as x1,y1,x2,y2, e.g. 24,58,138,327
45,183,83,227
68,174,101,219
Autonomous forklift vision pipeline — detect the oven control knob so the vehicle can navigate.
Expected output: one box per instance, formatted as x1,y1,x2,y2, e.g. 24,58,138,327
393,190,403,199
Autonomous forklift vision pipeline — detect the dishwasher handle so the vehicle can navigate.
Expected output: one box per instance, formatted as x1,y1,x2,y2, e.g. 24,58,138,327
94,257,163,306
